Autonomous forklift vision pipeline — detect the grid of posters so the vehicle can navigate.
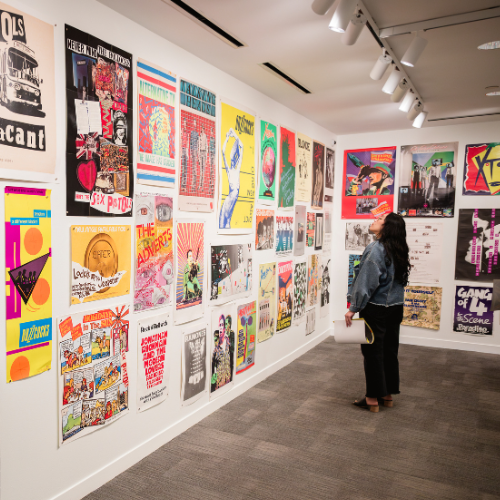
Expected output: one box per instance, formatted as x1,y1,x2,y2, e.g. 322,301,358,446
65,25,133,217
398,142,458,217
402,286,442,330
137,59,176,187
311,141,325,209
236,301,256,374
306,309,316,336
324,148,335,203
306,212,315,247
5,187,52,382
453,286,493,336
71,225,131,305
181,324,208,406
278,126,295,208
258,120,277,205
134,193,173,312
296,133,312,202
294,205,306,256
463,143,500,196
320,256,331,318
258,262,276,343
277,260,293,332
179,79,216,211
58,305,130,445
275,214,293,257
315,212,324,251
255,208,274,250
293,260,307,325
307,254,319,307
345,222,376,251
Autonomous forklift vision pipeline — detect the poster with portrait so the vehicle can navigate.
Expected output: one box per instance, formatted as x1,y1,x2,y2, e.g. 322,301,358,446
218,100,255,233
0,4,56,182
306,309,316,336
315,212,324,251
181,324,208,406
294,205,306,256
258,120,277,205
236,300,256,374
296,133,312,202
324,148,335,203
307,254,319,307
342,147,396,219
275,214,293,257
306,212,315,247
255,208,274,251
311,141,325,209
345,222,376,251
258,262,276,343
320,256,331,318
455,209,500,283
398,142,458,217
179,78,216,211
293,260,307,325
65,25,133,216
323,210,332,254
463,143,500,196
71,225,131,305
453,286,493,336
402,286,442,330
278,126,295,209
277,260,293,332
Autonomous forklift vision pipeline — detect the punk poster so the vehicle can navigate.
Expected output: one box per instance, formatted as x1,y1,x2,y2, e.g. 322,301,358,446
320,256,331,318
65,25,133,216
342,147,396,219
181,324,208,406
210,241,252,304
0,4,56,181
277,260,293,332
71,225,131,305
179,78,216,211
323,210,332,254
175,220,204,324
294,205,306,256
345,222,376,251
347,254,362,305
463,142,500,196
311,141,325,209
307,254,319,307
402,286,442,330
218,100,255,233
454,286,493,336
57,305,130,445
278,126,295,208
137,59,176,187
455,209,500,282
134,193,173,312
210,303,236,400
324,148,335,203
5,187,51,382
306,309,316,336
236,300,256,374
137,314,170,412
293,260,307,325
296,132,312,202
315,212,324,251
275,214,293,257
398,142,458,217
306,212,315,247
258,120,277,205
255,208,274,250
258,262,276,343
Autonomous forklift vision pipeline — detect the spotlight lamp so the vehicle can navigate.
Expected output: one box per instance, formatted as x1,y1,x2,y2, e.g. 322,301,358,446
341,11,366,45
413,111,428,128
401,33,428,67
391,80,408,103
311,0,336,15
399,90,415,112
370,50,392,81
408,101,423,121
382,66,402,94
329,0,358,33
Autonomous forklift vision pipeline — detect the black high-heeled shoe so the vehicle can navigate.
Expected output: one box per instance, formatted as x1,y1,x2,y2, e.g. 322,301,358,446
353,397,379,413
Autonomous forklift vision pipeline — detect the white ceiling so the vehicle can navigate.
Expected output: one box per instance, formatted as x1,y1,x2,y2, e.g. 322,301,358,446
98,0,500,135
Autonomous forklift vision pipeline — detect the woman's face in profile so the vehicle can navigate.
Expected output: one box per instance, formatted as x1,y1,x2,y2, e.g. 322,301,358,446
369,213,387,235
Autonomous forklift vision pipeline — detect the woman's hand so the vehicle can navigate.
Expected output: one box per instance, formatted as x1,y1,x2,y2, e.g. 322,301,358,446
345,310,355,327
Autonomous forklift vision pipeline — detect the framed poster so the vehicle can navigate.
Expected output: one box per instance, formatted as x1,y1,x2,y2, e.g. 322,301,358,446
258,120,277,205
463,143,500,196
255,208,274,250
306,309,316,336
278,126,295,208
296,133,312,202
258,262,276,343
323,210,332,254
324,148,335,203
311,141,325,209
277,260,293,332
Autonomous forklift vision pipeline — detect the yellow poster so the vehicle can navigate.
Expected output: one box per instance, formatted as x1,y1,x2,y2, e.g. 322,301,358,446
5,186,52,382
71,225,131,304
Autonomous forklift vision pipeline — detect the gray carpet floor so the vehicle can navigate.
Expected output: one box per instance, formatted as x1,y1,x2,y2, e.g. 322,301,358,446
84,337,500,500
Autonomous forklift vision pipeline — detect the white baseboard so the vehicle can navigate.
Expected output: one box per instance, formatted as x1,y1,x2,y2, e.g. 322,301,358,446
51,328,332,500
400,335,500,355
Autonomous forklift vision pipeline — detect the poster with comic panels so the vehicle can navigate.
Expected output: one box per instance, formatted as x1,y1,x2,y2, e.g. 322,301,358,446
454,286,493,336
306,212,315,247
293,260,307,325
294,205,306,256
218,101,255,233
311,141,325,209
65,25,134,216
179,79,216,211
463,143,500,196
402,286,442,330
258,262,276,343
181,324,208,406
137,59,176,187
342,147,396,219
275,214,293,257
278,126,295,208
320,256,331,318
255,208,274,250
307,254,319,307
277,260,293,332
258,120,277,205
296,133,312,202
324,148,335,203
58,305,130,445
236,301,256,374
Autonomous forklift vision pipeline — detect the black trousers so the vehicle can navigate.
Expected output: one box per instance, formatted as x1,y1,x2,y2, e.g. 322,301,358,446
359,303,404,398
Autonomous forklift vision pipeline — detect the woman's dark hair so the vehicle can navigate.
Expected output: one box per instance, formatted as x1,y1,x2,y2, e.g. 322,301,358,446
379,213,411,286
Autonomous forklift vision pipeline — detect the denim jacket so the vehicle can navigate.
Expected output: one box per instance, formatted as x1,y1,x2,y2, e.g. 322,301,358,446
347,240,404,312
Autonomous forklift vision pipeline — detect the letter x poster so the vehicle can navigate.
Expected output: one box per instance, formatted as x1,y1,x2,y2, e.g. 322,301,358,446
65,25,133,216
463,142,500,196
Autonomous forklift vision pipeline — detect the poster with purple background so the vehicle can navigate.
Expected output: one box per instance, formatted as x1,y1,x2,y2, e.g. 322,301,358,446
453,285,493,336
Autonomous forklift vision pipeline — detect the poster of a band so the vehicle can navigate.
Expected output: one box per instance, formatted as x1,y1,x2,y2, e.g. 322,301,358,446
320,256,331,318
453,286,493,336
463,142,500,196
402,286,442,330
236,301,256,374
275,214,293,257
345,222,376,251
255,208,274,250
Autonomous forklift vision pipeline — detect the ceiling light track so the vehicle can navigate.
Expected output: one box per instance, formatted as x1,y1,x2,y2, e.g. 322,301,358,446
260,63,311,94
428,112,500,122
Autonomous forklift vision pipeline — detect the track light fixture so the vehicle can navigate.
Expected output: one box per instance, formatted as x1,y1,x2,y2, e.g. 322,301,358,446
401,33,428,67
399,90,415,112
329,0,358,33
382,66,402,94
391,80,408,103
311,0,337,15
370,50,392,81
341,11,366,45
407,101,423,121
413,111,428,128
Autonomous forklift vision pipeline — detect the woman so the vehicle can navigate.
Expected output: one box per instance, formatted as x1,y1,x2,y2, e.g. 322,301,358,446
345,212,410,412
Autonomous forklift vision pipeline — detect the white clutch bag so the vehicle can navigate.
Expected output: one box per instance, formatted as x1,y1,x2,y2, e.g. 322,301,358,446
334,318,374,344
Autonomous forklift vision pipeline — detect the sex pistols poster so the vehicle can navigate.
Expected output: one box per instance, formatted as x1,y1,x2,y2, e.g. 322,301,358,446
293,260,307,325
0,3,56,181
255,208,274,250
137,59,176,187
398,142,458,217
453,286,493,336
65,25,133,216
342,147,396,219
455,209,500,282
236,300,256,374
218,100,255,233
277,260,293,332
311,141,325,209
278,126,295,209
307,254,319,307
134,193,174,312
258,120,277,205
71,225,131,305
181,324,208,406
402,286,442,330
463,142,500,196
58,305,129,445
275,214,293,257
324,148,335,203
258,262,276,343
296,132,312,202
5,187,52,382
179,78,216,211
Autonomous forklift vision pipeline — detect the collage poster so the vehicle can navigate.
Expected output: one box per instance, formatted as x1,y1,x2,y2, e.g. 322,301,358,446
179,78,216,211
0,3,56,181
402,286,442,330
275,214,293,257
306,212,315,247
453,286,493,336
65,25,134,217
293,260,307,325
278,126,295,208
71,225,131,305
463,143,500,196
320,256,331,318
455,209,500,283
218,101,255,233
137,59,176,187
398,142,458,217
294,205,306,256
236,301,256,374
258,262,276,343
255,208,274,251
342,146,396,219
5,187,52,382
258,120,277,205
58,305,130,445
307,254,319,307
315,212,324,251
181,324,207,406
137,314,170,412
311,141,325,209
345,222,376,251
324,147,335,203
323,210,332,254
306,309,316,336
134,193,173,312
277,260,293,332
296,132,312,202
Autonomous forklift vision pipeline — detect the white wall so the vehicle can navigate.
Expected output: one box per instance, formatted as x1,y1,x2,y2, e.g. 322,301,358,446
333,120,500,354
0,1,335,499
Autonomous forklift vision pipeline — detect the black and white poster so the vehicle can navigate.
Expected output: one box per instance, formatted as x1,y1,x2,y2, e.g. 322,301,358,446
181,325,208,406
306,308,316,336
324,147,334,203
293,204,306,256
320,256,331,318
314,212,323,251
293,260,307,325
345,222,376,251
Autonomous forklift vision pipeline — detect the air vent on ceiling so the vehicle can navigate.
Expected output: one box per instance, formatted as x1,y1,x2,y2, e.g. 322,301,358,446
428,111,500,122
164,0,245,48
261,63,311,94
